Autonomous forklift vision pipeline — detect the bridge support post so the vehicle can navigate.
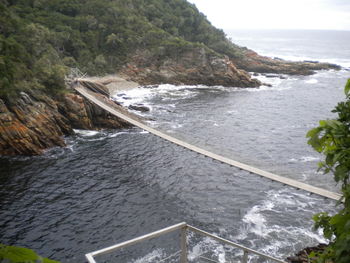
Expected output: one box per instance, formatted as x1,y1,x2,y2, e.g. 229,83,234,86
180,226,188,263
242,250,249,263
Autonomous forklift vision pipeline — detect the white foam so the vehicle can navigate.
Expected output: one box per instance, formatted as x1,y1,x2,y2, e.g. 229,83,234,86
242,200,275,238
188,236,228,263
241,84,292,93
226,110,239,115
73,129,100,136
300,156,320,162
114,84,232,108
258,53,350,68
113,87,154,107
108,131,132,138
237,188,331,256
289,156,320,163
305,79,318,84
131,249,165,263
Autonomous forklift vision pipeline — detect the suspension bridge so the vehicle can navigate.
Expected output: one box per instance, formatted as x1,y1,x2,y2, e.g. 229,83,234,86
72,79,341,201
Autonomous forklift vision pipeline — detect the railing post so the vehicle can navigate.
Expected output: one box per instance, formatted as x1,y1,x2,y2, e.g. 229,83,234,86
180,225,188,263
242,250,249,263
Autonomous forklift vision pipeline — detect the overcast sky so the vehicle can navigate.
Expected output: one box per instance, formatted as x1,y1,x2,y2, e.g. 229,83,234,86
187,0,350,31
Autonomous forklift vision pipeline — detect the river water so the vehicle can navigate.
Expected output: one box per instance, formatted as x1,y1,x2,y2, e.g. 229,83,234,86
1,30,350,262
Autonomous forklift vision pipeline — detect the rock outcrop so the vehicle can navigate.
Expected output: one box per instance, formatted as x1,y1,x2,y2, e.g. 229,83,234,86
0,90,132,156
286,244,328,263
119,45,340,88
233,48,341,75
120,48,261,87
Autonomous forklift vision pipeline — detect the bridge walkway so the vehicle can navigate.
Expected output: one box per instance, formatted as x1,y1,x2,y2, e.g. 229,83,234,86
74,84,341,201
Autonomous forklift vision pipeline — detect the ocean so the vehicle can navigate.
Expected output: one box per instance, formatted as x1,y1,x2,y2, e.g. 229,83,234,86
0,30,349,262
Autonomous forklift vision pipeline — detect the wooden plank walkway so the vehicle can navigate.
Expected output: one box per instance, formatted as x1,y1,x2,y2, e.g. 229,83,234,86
75,85,341,201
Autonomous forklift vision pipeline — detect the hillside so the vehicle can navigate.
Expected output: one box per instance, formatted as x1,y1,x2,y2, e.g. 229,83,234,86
0,0,253,98
0,0,340,155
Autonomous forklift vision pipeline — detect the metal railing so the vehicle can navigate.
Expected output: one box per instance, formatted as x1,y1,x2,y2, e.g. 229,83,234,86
85,222,287,263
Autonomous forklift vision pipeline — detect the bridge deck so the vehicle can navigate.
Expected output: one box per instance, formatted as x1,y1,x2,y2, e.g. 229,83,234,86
74,84,341,201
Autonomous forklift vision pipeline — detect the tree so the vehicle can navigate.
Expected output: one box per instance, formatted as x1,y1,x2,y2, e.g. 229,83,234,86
306,79,350,263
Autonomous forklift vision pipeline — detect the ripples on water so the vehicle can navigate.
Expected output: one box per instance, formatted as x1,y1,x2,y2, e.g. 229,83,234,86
0,129,337,262
1,68,348,262
121,70,348,191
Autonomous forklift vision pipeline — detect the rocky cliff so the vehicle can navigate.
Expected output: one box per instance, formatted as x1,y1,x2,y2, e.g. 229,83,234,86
0,90,131,156
120,48,261,87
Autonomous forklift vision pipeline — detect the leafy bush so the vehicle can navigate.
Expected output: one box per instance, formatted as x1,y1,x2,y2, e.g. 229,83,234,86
307,79,350,263
0,244,60,263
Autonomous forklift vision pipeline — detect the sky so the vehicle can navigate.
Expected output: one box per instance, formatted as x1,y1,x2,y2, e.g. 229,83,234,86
187,0,350,31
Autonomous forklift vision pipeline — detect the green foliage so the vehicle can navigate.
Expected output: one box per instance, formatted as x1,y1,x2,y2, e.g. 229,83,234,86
0,0,244,98
0,244,60,263
307,79,350,263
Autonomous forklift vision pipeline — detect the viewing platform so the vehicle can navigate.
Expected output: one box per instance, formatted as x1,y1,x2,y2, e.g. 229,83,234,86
85,222,287,263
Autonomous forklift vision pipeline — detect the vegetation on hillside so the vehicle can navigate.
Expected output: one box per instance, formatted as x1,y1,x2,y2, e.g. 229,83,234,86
0,0,243,99
307,79,350,263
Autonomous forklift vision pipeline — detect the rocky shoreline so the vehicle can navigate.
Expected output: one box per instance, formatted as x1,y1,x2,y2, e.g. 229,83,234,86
118,47,340,87
0,50,342,156
286,243,328,263
119,48,262,87
233,47,341,75
0,89,132,156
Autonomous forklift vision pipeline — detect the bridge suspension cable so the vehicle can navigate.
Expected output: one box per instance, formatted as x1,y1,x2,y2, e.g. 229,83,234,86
74,82,341,201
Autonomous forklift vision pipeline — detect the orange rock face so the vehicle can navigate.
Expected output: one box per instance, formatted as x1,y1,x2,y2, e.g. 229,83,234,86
0,91,131,156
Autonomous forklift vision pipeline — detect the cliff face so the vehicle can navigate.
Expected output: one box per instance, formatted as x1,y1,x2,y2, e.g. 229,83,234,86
0,90,131,156
120,48,261,87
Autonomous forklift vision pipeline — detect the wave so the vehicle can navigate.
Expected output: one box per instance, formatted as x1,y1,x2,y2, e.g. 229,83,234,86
131,249,167,263
73,129,100,137
233,189,334,258
305,79,318,84
112,84,234,113
288,156,320,163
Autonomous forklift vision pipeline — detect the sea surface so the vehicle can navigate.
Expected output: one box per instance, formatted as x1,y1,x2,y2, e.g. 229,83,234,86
1,30,350,262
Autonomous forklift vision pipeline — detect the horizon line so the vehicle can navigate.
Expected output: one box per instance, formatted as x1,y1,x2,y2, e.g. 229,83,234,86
223,28,350,32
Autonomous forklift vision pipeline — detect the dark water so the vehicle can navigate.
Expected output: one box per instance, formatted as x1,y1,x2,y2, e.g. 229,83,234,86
1,30,350,262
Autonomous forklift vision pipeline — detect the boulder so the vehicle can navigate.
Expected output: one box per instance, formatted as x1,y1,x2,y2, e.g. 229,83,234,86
128,104,150,112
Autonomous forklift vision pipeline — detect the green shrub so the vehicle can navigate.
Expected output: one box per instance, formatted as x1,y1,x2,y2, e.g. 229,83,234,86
307,79,350,263
0,244,60,263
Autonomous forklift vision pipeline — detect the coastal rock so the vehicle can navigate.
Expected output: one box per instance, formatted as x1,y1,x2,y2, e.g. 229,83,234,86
0,90,132,156
120,48,261,87
83,97,132,129
128,104,150,112
58,93,93,130
286,244,328,263
232,49,341,75
0,92,72,155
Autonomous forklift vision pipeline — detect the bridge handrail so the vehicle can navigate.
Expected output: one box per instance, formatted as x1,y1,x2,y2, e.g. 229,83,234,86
85,222,287,263
74,84,341,201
